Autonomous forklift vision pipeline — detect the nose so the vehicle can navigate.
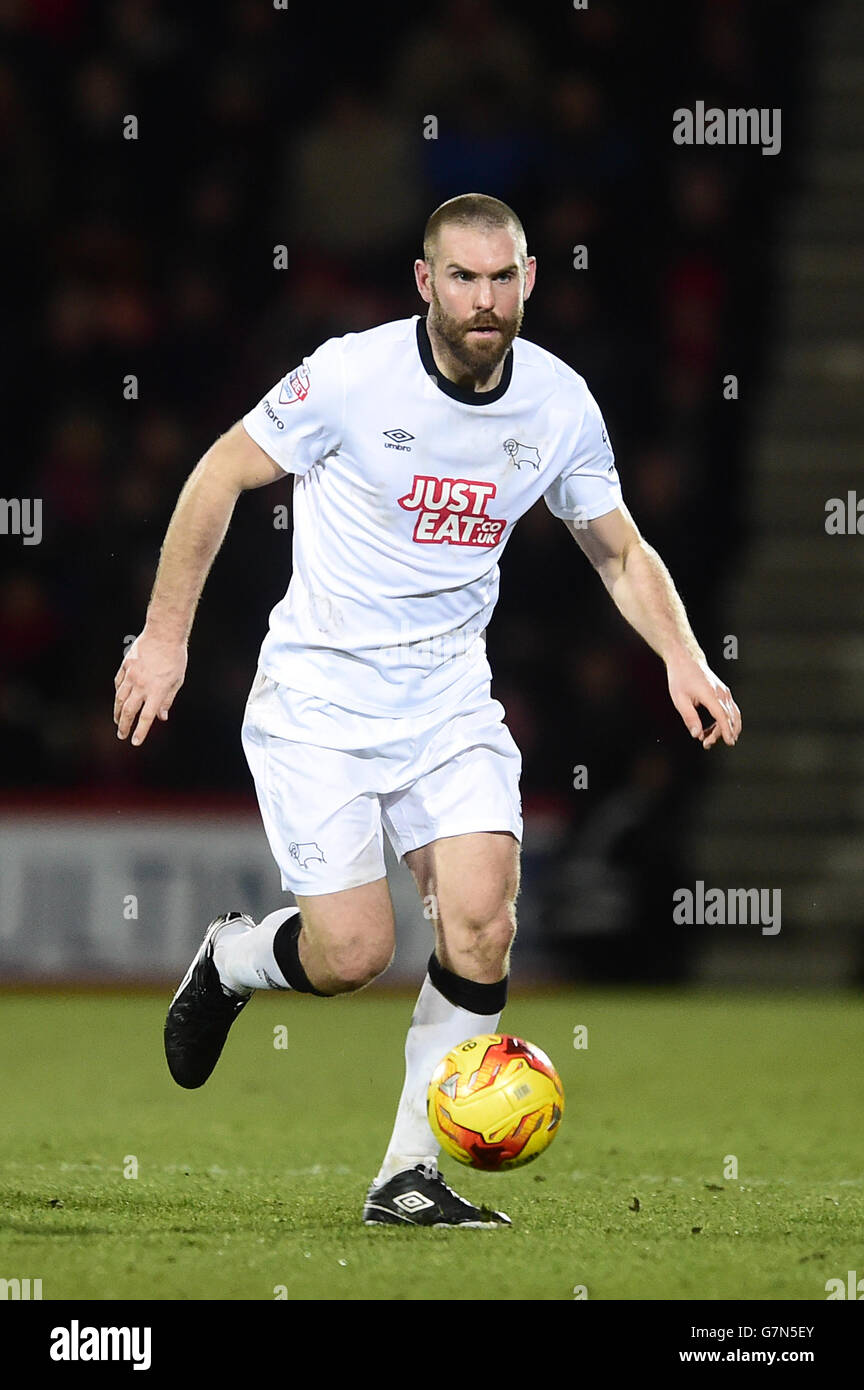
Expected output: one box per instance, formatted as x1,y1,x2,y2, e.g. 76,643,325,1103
473,277,495,310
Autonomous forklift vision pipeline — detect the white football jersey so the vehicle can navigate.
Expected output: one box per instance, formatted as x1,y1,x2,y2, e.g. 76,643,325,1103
242,315,623,716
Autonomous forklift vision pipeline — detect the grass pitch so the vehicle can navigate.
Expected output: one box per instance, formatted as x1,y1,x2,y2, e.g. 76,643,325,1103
0,988,862,1301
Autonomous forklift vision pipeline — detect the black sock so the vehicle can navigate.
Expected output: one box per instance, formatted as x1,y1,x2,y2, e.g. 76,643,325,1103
273,914,330,996
427,952,508,1014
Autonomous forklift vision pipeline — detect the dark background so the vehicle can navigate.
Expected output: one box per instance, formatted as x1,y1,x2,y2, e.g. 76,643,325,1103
0,0,821,979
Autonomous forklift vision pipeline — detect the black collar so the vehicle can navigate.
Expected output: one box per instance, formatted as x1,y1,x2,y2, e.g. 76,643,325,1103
416,316,513,405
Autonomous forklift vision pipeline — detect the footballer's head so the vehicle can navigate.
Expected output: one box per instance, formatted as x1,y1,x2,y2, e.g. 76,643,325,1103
415,194,536,384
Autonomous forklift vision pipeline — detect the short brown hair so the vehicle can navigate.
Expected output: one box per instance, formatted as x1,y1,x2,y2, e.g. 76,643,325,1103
423,193,528,268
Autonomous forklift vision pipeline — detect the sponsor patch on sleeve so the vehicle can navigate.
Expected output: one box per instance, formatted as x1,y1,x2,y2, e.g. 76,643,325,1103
278,364,311,405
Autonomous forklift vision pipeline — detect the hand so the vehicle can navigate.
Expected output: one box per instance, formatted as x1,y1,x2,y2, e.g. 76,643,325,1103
666,654,741,749
113,628,187,747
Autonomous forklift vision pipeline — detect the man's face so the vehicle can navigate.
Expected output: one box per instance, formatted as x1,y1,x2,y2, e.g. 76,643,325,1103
416,225,536,382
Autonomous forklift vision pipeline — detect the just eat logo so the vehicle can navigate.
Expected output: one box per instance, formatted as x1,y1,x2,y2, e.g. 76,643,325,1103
397,475,506,546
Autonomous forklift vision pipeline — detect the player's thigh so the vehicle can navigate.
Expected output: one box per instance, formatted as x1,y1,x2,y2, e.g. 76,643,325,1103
295,877,396,977
404,830,520,942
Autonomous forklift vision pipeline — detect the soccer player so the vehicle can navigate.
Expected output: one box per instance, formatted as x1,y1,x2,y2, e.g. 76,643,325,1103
113,193,741,1228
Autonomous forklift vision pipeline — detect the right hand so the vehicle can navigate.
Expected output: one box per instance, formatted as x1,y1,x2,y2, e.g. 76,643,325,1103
114,628,188,747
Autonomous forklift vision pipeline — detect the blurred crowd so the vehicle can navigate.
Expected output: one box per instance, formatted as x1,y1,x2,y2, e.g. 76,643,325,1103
1,0,814,971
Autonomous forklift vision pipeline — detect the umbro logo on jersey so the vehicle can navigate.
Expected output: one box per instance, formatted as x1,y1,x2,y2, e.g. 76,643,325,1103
393,1191,436,1213
383,428,414,451
503,438,541,470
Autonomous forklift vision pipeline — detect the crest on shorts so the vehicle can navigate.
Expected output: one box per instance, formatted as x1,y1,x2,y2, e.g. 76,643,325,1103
288,840,326,868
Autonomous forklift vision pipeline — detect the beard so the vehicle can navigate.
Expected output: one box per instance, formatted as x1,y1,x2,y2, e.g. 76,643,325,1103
427,284,523,384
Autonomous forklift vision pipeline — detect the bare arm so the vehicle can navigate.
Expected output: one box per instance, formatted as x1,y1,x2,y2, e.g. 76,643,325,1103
113,421,283,746
566,503,741,749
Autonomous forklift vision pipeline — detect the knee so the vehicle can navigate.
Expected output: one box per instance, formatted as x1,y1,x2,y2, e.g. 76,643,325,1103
321,936,394,993
452,900,517,959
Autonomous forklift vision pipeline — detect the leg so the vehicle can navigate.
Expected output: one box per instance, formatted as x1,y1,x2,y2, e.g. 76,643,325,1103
214,878,395,997
168,676,398,1087
370,685,523,1202
371,831,520,1187
406,829,520,983
167,877,396,1089
295,878,395,994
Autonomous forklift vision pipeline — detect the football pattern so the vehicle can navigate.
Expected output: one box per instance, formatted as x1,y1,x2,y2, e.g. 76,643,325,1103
428,1033,565,1171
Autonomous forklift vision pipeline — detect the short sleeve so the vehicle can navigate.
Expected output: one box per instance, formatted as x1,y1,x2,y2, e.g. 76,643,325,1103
543,386,623,522
242,336,344,476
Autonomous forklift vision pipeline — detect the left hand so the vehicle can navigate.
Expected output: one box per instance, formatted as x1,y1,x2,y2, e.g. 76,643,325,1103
666,654,741,749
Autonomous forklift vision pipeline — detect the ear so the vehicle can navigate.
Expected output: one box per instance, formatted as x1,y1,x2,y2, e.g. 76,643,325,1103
414,258,433,305
523,256,537,301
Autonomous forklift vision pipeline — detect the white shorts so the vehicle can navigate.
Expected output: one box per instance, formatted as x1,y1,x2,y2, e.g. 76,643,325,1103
240,668,523,895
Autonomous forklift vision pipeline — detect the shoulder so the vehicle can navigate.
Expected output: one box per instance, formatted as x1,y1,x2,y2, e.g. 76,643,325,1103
512,334,596,406
326,317,418,369
291,319,415,399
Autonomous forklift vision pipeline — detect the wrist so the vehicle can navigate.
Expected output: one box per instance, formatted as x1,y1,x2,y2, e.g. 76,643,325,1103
664,642,706,670
143,611,190,647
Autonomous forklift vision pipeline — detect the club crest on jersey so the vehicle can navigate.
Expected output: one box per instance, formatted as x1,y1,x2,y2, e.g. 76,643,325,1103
503,438,541,470
278,364,311,405
398,475,506,547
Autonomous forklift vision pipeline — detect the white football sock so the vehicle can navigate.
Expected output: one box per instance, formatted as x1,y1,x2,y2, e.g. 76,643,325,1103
213,907,299,995
373,972,502,1188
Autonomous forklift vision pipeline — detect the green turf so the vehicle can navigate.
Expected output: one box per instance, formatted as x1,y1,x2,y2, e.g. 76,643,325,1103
0,989,862,1300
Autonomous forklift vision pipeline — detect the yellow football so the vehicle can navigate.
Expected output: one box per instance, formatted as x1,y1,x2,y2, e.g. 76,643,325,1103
428,1033,565,1171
